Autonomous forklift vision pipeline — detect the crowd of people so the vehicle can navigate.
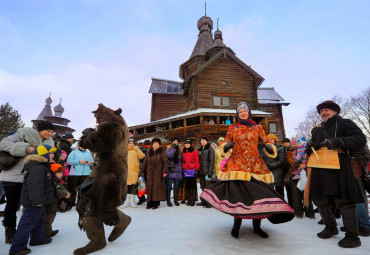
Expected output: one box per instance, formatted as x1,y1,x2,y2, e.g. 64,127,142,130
0,99,369,255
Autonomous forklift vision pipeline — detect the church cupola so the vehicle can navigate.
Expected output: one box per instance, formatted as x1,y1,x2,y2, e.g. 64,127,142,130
54,98,65,117
213,18,225,48
189,15,214,59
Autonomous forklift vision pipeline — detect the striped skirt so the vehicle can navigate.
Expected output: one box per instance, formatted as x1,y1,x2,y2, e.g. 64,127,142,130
200,178,294,224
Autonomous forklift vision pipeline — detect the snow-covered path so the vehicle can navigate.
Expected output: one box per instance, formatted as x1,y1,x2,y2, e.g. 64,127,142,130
1,194,369,255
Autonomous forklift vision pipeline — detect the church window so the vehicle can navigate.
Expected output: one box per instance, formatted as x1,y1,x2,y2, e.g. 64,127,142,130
269,122,277,133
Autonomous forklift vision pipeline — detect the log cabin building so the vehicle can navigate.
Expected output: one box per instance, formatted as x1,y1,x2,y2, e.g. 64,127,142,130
129,15,289,144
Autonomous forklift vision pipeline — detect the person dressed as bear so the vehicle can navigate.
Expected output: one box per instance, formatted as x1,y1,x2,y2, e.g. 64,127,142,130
73,104,131,255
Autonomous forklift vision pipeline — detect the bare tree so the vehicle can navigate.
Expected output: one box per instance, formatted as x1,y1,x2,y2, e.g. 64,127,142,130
347,87,370,141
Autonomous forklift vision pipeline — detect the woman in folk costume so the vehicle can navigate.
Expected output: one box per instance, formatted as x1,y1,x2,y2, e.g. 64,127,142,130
200,102,294,239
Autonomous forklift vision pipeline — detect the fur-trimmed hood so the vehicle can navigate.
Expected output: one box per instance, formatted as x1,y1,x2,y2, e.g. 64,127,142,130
24,154,49,163
148,147,164,157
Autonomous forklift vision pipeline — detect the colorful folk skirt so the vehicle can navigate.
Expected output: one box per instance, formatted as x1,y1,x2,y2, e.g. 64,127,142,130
200,178,294,224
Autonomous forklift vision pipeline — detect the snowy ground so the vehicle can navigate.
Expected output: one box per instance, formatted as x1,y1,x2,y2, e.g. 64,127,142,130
1,189,369,255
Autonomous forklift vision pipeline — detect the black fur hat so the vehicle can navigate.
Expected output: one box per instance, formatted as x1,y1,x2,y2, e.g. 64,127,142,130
184,139,192,144
316,100,341,114
201,136,208,142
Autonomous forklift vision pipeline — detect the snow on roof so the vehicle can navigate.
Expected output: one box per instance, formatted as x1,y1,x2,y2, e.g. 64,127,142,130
257,87,289,105
135,136,169,144
129,108,272,128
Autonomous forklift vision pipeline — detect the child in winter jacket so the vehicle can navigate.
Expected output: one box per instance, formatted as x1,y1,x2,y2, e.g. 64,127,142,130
43,163,70,239
9,144,57,255
292,137,307,180
54,149,69,184
51,163,71,211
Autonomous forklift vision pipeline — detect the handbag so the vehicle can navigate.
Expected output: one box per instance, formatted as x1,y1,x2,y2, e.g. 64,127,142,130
0,151,22,170
183,169,197,178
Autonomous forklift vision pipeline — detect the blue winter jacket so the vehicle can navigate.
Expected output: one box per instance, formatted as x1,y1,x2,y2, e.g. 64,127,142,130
67,149,94,176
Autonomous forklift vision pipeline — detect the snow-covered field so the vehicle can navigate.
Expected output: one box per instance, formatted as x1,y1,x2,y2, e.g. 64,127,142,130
1,190,369,255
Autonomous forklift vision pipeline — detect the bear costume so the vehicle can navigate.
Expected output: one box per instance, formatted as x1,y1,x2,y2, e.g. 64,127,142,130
74,104,131,255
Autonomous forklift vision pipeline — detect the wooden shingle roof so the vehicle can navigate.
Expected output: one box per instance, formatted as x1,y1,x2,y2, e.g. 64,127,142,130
149,78,184,94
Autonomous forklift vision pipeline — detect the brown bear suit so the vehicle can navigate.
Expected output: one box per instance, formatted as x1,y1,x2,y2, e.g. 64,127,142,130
73,104,131,255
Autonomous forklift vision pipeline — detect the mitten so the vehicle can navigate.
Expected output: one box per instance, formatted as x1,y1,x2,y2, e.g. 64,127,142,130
264,144,274,154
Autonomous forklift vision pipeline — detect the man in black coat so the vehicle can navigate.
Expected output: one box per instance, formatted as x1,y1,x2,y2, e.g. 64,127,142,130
307,100,366,248
196,137,215,207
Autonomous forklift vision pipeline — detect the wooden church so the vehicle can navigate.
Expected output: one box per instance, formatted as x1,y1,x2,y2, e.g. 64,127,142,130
129,14,289,144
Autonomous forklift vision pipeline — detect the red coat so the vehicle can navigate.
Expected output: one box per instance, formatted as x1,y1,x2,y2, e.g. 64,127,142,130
182,147,200,170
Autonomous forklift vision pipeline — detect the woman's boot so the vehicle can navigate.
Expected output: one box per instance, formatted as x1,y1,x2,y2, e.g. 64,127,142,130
166,190,173,207
173,189,179,206
189,189,196,206
231,218,242,238
186,189,191,206
253,219,269,238
129,194,137,208
119,195,130,209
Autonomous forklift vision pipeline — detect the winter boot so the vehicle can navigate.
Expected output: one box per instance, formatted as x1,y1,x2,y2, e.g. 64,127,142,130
253,219,269,238
119,195,130,209
73,217,106,255
317,204,338,238
9,248,31,255
5,226,16,244
338,233,361,248
359,227,370,237
189,189,196,206
166,190,173,207
317,227,339,239
108,210,132,242
173,189,179,206
129,194,137,208
137,195,146,205
186,189,191,206
231,218,242,238
337,204,361,248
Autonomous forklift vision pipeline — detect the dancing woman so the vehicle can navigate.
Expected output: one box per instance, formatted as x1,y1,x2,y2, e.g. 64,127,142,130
200,102,294,238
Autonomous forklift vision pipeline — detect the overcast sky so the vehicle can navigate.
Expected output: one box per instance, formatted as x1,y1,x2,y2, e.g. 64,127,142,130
1,0,369,139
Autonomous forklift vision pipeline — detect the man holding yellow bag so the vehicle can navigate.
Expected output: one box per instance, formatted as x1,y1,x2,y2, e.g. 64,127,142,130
306,100,366,248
